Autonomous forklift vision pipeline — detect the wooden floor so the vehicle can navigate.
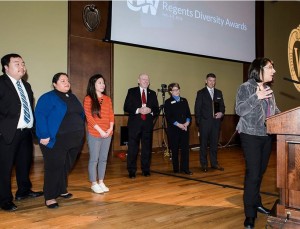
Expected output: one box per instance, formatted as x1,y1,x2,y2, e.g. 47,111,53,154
0,145,279,229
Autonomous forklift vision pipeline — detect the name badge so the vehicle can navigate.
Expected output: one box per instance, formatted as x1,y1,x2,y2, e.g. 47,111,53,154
171,101,176,104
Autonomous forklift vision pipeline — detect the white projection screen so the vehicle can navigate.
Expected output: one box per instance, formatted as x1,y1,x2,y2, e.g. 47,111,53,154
109,0,256,63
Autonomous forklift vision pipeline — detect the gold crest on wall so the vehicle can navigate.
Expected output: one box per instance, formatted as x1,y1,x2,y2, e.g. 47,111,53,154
288,25,300,92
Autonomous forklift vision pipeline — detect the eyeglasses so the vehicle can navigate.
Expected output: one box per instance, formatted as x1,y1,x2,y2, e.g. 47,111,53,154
263,65,274,70
172,88,180,92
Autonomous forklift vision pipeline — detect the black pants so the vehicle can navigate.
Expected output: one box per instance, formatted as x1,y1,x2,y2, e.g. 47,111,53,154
40,130,84,200
127,119,153,174
199,119,221,167
168,126,190,172
0,129,33,205
240,133,272,217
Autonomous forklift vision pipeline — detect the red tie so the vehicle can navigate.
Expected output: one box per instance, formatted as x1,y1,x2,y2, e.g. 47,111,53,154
141,89,146,120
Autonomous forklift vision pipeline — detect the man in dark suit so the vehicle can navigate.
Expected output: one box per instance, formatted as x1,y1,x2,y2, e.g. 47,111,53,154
0,53,43,211
194,73,225,172
124,73,159,178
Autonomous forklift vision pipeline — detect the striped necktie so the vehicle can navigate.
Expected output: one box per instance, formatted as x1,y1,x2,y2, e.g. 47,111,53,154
16,81,31,123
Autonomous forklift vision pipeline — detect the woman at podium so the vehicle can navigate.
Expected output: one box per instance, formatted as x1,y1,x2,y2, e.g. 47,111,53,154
235,57,280,229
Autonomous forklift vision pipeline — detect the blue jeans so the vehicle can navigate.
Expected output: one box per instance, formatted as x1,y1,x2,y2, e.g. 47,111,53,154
87,134,112,182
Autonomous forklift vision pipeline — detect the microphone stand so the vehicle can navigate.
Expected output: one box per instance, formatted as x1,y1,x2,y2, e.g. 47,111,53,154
283,77,300,84
153,89,170,158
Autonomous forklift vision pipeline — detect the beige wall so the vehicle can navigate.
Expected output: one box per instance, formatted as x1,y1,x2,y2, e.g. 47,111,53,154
0,1,68,156
0,1,68,101
264,1,300,112
114,44,243,115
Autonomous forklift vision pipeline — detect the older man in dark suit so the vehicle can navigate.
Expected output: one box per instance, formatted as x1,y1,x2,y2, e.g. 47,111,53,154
124,73,159,178
0,53,43,211
194,73,225,172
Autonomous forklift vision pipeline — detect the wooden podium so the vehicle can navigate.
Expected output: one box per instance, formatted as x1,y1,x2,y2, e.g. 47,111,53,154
266,107,300,228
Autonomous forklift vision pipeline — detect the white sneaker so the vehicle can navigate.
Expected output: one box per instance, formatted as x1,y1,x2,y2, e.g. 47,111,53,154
91,184,104,194
99,182,109,192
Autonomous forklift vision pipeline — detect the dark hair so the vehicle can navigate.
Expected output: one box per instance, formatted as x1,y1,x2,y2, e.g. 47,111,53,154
86,74,105,118
1,53,22,74
168,83,180,92
206,73,216,79
248,57,273,82
52,72,68,84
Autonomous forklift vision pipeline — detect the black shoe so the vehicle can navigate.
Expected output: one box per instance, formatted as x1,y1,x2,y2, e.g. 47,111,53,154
173,170,179,173
201,166,208,172
211,164,224,171
182,170,193,175
60,193,73,199
257,206,271,215
15,190,44,201
244,217,255,228
45,201,59,209
142,171,151,177
1,201,17,211
129,172,136,179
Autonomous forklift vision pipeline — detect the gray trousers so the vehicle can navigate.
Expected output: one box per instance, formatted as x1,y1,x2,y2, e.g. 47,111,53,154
87,134,112,182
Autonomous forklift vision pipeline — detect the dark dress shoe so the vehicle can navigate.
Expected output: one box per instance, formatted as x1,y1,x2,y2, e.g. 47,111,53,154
257,206,271,215
28,190,43,197
129,172,136,179
211,164,224,171
173,170,179,173
45,202,59,209
15,190,44,200
142,171,151,177
244,217,255,228
182,170,193,175
60,193,73,199
1,201,17,211
201,166,208,172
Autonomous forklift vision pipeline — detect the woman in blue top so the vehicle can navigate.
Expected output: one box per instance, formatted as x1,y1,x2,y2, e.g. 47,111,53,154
164,83,192,175
35,72,85,209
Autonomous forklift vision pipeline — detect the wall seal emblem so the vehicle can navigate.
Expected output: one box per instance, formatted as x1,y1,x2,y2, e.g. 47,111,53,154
288,25,300,92
83,4,100,32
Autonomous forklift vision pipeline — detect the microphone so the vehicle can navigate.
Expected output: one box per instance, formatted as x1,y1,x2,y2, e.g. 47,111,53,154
283,77,300,84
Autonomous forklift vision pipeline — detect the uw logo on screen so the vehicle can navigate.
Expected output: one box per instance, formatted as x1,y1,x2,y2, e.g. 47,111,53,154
127,0,160,15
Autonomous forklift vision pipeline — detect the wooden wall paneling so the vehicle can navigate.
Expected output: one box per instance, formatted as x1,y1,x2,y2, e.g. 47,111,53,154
68,1,112,154
113,115,129,152
113,115,239,152
69,37,112,103
69,1,109,40
68,1,112,103
220,115,240,146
